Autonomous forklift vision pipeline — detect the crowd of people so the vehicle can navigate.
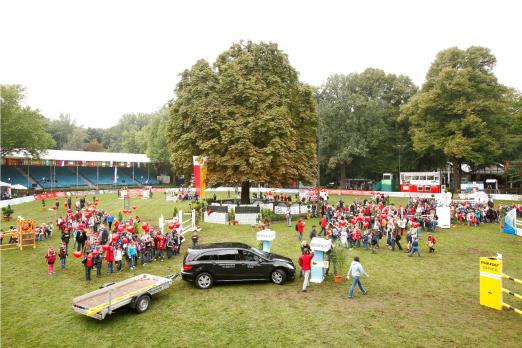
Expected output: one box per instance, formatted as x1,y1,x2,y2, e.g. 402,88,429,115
296,193,441,257
40,197,198,280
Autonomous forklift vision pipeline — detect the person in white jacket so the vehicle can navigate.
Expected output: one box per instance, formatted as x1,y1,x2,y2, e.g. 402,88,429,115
346,256,368,298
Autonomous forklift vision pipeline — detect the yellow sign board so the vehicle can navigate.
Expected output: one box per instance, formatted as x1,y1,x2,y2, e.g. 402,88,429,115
479,257,503,311
480,258,502,275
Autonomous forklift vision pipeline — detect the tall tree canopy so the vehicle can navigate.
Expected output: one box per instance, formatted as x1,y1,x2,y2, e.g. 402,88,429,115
1,85,55,156
401,46,515,192
319,69,417,184
47,114,77,149
144,106,171,172
169,41,317,202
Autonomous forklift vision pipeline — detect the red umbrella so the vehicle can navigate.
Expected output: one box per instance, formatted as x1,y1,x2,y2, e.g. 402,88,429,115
126,225,134,233
168,223,175,230
73,251,82,259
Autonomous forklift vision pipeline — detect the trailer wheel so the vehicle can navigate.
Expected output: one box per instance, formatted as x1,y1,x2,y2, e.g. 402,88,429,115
135,294,151,314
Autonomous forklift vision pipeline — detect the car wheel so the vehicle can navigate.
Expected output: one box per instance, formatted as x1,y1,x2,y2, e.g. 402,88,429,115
135,294,151,314
271,269,287,285
195,272,214,289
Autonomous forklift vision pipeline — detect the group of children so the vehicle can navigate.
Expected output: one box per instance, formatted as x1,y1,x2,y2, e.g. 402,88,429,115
297,194,438,257
452,201,498,226
42,199,196,279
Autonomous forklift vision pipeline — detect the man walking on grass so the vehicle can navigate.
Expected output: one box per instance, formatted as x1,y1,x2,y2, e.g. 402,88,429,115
347,256,368,298
298,249,313,292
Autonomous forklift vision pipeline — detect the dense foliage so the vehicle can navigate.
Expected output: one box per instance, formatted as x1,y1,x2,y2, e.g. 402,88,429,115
168,41,318,202
318,69,418,184
401,46,519,191
1,85,56,156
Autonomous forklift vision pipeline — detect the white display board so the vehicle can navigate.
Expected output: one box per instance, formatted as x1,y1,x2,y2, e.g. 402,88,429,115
436,206,451,229
310,237,332,252
204,211,227,224
257,229,276,241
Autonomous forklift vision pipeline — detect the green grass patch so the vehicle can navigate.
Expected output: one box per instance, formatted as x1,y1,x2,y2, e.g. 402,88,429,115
1,194,521,347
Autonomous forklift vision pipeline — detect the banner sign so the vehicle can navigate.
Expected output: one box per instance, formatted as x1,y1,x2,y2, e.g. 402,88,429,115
193,156,208,197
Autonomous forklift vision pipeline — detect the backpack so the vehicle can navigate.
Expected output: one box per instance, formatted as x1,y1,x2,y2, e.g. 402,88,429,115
295,224,298,232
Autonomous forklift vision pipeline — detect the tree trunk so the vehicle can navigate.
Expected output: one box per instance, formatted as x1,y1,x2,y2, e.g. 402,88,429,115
339,165,346,188
241,180,250,204
452,161,461,194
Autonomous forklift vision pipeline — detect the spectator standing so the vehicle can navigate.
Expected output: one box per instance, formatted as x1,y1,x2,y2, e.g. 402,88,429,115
58,242,67,270
45,246,57,275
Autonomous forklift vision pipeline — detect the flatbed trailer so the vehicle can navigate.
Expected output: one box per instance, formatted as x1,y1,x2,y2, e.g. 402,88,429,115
72,273,177,320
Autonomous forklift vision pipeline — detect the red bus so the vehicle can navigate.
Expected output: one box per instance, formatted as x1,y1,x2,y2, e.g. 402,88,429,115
400,172,441,193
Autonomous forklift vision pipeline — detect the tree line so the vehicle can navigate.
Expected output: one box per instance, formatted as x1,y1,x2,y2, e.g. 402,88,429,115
2,42,521,196
0,87,171,172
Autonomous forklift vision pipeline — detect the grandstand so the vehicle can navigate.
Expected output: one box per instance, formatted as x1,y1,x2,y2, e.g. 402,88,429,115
1,149,162,190
0,166,30,187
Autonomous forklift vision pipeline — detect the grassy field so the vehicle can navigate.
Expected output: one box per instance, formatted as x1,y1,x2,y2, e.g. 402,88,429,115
1,194,521,347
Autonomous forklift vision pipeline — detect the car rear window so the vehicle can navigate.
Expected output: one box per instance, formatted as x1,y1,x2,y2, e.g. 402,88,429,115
216,249,238,261
196,253,214,261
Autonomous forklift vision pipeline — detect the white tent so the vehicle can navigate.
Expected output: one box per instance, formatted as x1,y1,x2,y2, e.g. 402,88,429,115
11,184,28,190
0,181,11,187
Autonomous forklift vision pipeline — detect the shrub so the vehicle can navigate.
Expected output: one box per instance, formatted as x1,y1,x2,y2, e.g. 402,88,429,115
330,243,349,276
2,205,14,218
261,208,275,221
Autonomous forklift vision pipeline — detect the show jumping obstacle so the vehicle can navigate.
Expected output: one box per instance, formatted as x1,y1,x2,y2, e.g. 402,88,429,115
480,256,521,315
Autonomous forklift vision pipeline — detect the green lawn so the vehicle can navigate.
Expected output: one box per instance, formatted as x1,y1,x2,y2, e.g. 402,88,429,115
1,194,521,347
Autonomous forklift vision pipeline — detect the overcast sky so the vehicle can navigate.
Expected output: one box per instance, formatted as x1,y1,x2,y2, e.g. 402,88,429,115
1,0,521,128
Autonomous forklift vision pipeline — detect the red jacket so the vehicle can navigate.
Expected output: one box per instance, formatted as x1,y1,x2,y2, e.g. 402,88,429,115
298,254,313,271
45,251,56,263
320,217,327,228
297,221,304,233
105,247,115,262
157,236,166,250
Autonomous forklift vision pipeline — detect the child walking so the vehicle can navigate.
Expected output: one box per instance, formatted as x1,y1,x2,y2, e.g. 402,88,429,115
45,246,57,275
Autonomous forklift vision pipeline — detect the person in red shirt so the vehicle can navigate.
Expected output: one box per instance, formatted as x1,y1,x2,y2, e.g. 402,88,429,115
45,246,56,275
157,233,166,261
298,249,314,292
296,218,305,241
105,243,115,273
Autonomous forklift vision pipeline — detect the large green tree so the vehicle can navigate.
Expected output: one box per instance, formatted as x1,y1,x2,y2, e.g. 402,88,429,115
318,69,417,184
47,113,76,149
103,113,149,153
169,41,317,202
144,106,171,174
401,46,515,192
1,85,55,156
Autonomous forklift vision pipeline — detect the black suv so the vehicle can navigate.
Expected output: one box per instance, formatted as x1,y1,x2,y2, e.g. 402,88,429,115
181,242,295,289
